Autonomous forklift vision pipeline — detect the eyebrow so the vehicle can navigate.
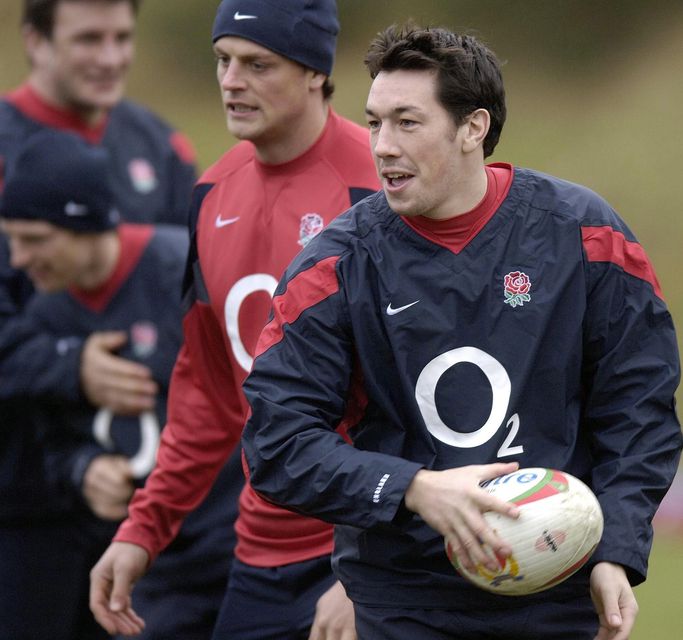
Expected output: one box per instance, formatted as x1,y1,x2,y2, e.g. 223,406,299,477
212,46,276,63
364,105,425,118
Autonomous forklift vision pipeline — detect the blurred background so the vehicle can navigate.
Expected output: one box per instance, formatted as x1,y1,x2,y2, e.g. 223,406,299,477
1,0,682,636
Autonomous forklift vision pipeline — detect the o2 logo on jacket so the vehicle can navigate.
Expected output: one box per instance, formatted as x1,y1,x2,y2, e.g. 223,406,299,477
415,346,524,458
92,409,160,478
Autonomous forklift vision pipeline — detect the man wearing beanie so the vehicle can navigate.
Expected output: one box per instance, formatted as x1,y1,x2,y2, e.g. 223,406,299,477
0,130,229,639
91,0,379,638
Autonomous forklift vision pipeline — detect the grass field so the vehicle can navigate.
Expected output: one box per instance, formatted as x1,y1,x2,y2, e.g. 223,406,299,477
632,535,683,638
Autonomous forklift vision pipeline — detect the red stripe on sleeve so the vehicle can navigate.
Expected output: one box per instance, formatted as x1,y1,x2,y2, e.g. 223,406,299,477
337,356,368,444
255,256,340,357
170,131,197,165
581,225,663,300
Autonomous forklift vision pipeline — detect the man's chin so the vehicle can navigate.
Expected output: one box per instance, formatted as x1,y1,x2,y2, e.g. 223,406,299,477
73,89,124,115
31,280,54,293
28,272,63,293
226,120,257,142
385,195,414,217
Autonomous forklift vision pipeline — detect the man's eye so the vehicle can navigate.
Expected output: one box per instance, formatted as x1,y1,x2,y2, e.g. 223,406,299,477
76,34,101,45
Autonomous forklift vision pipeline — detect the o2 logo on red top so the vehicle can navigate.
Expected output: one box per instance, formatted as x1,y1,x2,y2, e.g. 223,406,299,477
224,274,278,372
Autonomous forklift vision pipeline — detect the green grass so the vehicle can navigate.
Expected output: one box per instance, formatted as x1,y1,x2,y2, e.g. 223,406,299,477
632,535,683,639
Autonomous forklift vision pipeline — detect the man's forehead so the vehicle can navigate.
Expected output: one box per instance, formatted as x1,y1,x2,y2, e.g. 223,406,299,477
0,218,59,237
213,35,280,60
366,70,437,114
53,0,136,32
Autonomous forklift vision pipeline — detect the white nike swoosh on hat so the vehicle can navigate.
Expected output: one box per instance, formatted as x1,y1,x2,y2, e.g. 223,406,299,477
215,215,240,228
234,11,258,20
64,201,89,216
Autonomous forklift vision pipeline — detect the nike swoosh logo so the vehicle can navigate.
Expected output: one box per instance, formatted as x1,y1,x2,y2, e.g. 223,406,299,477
234,11,258,20
386,300,420,315
215,215,240,228
64,201,89,216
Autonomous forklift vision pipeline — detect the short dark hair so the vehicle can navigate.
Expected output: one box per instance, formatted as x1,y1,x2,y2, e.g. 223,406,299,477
322,77,334,100
364,23,506,158
22,0,141,38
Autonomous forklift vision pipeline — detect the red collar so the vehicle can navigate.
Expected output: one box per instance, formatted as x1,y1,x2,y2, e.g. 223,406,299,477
5,83,109,144
401,163,514,254
69,225,153,312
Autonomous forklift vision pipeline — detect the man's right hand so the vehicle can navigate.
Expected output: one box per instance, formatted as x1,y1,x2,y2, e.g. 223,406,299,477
81,331,158,415
404,462,520,575
90,541,149,636
82,455,134,521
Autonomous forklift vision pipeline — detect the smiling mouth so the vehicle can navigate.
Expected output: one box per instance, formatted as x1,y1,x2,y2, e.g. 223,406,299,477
88,74,123,84
228,104,257,114
27,270,47,286
384,173,413,188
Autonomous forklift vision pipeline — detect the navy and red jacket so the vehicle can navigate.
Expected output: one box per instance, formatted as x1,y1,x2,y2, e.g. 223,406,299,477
0,85,196,225
242,166,682,609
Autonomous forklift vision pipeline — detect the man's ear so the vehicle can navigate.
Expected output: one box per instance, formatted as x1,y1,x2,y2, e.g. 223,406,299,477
462,108,490,154
308,70,326,92
22,24,50,69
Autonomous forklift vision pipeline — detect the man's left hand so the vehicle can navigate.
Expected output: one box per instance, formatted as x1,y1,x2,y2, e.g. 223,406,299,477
590,561,638,640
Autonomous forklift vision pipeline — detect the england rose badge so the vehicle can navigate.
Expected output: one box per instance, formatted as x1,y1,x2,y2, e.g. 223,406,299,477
503,271,532,307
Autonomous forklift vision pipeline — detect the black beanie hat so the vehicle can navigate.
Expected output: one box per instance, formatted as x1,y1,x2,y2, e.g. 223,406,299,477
0,129,120,233
212,0,339,76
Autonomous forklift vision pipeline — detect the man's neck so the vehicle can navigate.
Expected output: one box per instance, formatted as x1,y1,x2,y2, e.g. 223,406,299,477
27,76,107,128
78,232,120,290
254,101,329,166
450,166,489,218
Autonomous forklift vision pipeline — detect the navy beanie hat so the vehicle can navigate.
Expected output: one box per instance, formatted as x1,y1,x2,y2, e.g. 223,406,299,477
0,129,120,233
212,0,339,76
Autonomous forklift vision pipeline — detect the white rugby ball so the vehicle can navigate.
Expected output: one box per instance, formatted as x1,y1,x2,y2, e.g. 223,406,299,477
446,467,603,596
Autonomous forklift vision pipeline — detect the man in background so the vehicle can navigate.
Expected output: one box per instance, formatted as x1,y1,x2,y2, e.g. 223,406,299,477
90,1,379,638
0,1,241,638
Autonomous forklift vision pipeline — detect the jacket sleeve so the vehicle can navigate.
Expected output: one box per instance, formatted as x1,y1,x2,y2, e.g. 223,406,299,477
114,316,243,561
242,255,422,529
581,224,682,585
164,131,198,228
113,193,242,562
43,430,107,505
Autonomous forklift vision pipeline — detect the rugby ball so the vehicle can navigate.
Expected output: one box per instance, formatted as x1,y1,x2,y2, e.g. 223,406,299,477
446,468,603,596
